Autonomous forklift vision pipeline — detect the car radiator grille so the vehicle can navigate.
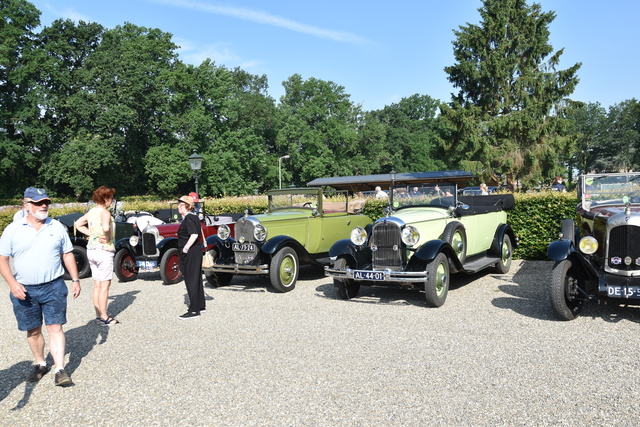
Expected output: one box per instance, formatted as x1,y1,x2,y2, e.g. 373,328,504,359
234,219,259,264
142,233,157,256
371,221,403,270
607,225,640,271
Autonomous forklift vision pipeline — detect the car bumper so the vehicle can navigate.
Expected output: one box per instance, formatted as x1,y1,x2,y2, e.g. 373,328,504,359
325,266,426,283
205,263,269,275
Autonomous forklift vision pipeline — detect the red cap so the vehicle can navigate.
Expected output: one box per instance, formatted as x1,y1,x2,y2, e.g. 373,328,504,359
189,192,199,203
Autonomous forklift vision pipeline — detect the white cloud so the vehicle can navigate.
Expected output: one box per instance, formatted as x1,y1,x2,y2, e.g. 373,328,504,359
150,0,372,46
38,2,92,23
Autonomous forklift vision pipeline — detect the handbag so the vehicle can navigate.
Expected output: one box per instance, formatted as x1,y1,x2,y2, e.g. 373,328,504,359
200,228,215,268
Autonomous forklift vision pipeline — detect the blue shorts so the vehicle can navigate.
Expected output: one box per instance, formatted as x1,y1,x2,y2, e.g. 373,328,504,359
10,277,68,331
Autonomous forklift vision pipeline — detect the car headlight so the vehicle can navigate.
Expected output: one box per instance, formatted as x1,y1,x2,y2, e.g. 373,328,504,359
129,235,139,247
254,224,267,242
218,223,231,240
350,227,367,246
579,236,598,254
401,225,420,246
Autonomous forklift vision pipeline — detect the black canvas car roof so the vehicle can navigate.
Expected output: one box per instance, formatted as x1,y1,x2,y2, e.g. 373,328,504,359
307,170,474,193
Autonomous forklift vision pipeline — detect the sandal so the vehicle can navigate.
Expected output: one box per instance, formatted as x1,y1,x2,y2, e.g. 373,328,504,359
98,316,121,326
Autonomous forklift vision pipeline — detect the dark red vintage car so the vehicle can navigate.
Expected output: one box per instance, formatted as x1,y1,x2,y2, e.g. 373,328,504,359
548,172,640,320
114,203,239,285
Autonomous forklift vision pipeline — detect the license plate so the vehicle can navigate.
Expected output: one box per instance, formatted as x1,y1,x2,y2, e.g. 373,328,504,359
354,270,385,281
233,243,256,252
607,285,640,298
136,260,157,271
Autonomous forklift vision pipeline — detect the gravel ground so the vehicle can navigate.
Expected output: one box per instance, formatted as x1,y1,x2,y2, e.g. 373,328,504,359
1,260,639,426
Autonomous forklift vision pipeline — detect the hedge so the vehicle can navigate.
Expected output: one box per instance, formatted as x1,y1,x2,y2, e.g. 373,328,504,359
0,191,578,261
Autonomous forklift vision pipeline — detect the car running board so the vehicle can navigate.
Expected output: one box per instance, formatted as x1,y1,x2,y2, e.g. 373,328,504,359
461,256,501,274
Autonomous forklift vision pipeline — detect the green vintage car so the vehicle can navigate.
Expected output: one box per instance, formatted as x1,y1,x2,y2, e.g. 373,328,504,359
204,187,372,292
324,171,517,307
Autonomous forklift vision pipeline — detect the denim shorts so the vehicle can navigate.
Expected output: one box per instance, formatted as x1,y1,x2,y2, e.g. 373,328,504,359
10,277,68,331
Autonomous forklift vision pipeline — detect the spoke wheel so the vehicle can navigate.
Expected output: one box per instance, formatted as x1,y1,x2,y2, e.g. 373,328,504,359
114,249,138,282
269,247,299,293
160,248,182,285
424,252,450,307
550,259,586,321
333,257,360,300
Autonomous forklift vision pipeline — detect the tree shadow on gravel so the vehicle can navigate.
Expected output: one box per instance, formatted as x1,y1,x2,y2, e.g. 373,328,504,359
492,260,640,323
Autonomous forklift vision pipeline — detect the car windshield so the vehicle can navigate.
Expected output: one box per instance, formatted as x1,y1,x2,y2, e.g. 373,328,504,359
390,184,457,209
582,173,640,207
270,190,321,211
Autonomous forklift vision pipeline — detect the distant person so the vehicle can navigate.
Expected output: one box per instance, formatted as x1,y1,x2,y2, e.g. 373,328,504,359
0,187,81,386
410,187,421,197
74,186,119,326
480,183,489,195
176,195,205,319
375,186,388,200
552,176,566,192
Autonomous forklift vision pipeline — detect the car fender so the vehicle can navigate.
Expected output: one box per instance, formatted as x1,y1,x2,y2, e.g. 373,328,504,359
328,239,372,268
69,236,88,248
547,239,574,262
206,235,236,259
262,236,314,263
410,240,459,270
490,224,517,255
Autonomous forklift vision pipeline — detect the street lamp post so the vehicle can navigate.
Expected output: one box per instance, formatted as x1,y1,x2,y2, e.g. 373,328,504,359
188,150,203,196
279,155,290,189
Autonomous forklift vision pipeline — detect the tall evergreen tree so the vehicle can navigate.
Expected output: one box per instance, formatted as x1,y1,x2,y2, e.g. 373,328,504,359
440,0,581,189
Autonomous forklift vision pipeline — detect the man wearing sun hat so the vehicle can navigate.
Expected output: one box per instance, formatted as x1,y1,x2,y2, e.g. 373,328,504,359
0,187,81,386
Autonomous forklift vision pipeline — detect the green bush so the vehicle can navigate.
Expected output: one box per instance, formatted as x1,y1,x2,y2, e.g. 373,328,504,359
510,191,578,259
0,191,578,261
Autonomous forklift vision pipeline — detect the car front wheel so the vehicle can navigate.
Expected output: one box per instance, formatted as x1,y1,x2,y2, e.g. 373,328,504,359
550,259,586,321
333,257,360,300
424,252,450,307
160,248,182,285
269,247,299,293
114,249,138,282
203,248,233,287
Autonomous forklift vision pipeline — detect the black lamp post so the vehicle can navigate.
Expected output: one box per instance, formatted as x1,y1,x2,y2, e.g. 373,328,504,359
188,150,203,196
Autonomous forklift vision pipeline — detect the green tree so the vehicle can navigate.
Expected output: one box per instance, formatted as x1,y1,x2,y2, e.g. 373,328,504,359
565,101,606,175
0,0,41,196
277,74,361,186
368,94,447,173
440,0,581,189
591,99,640,173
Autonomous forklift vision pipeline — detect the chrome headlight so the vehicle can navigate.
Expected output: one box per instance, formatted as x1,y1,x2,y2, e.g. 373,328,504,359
254,224,267,242
579,236,598,254
350,227,367,246
218,223,231,240
401,225,420,246
129,235,139,247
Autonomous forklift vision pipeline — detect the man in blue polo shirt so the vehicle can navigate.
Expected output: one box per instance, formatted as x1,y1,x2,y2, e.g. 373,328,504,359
0,187,81,386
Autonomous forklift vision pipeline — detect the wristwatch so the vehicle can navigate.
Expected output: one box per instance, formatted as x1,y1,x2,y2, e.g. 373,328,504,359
72,279,80,282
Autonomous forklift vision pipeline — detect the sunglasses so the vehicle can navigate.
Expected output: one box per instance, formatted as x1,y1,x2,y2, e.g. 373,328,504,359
28,200,51,206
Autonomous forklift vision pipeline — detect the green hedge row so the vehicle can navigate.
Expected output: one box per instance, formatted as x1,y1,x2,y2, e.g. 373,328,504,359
0,191,578,260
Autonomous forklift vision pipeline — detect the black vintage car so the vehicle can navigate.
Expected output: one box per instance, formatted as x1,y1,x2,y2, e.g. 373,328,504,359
55,201,141,279
548,172,640,320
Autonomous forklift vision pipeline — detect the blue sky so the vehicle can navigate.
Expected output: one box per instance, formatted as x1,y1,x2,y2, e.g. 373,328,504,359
29,0,639,111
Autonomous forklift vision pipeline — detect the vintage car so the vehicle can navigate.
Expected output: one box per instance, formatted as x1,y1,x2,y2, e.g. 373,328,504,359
55,200,145,279
547,172,640,320
204,187,372,292
324,170,516,307
114,203,238,285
